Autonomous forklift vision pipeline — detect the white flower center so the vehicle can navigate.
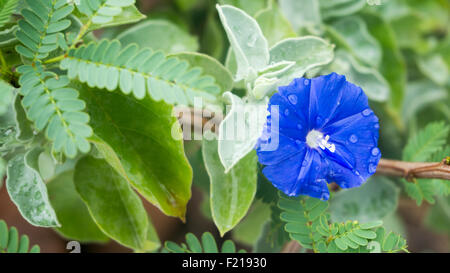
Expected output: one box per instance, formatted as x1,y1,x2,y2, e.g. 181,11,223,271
306,130,336,153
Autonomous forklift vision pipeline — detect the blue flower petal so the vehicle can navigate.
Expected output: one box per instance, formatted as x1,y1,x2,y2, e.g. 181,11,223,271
256,73,380,199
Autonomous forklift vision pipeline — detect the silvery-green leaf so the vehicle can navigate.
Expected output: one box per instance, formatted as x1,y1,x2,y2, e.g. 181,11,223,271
319,0,366,19
255,1,296,46
269,37,334,85
251,76,280,99
203,131,257,236
330,177,399,223
328,50,389,102
416,54,449,86
402,80,448,124
117,19,198,53
218,92,268,172
6,149,60,227
279,0,321,32
218,0,268,16
331,16,382,67
217,4,270,81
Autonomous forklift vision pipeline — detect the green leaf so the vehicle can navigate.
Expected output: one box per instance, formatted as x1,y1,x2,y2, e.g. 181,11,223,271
202,131,258,236
269,37,334,86
75,0,145,31
47,170,109,243
117,19,198,54
232,201,271,245
0,219,40,253
330,16,381,67
74,156,148,250
217,92,267,172
218,0,268,16
402,121,450,162
0,79,14,115
15,0,73,60
169,52,233,93
328,50,389,102
416,54,449,86
402,80,447,124
0,0,18,29
217,4,269,81
319,0,366,19
78,85,192,219
255,1,296,47
165,231,245,253
279,0,321,32
362,12,406,110
61,40,222,107
12,92,34,142
6,149,60,227
329,177,399,223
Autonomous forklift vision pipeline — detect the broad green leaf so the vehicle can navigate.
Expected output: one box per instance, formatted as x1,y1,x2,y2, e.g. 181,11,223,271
329,177,400,223
319,0,366,19
218,92,267,172
13,92,34,142
362,12,406,110
117,19,198,53
78,85,192,219
255,1,296,46
328,50,389,102
330,16,381,67
74,156,148,250
279,0,321,32
6,149,60,227
217,4,270,81
47,171,109,243
0,79,14,115
75,3,145,31
203,131,258,236
218,0,268,16
269,37,334,86
142,216,161,252
402,80,447,124
170,52,233,93
232,201,271,245
416,54,449,86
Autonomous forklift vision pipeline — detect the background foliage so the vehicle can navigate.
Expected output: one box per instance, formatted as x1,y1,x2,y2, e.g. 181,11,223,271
0,0,448,253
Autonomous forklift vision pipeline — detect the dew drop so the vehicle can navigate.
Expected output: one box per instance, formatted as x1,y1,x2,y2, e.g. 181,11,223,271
368,163,377,174
374,123,380,129
362,109,372,117
304,79,310,85
316,116,322,125
320,192,330,201
297,123,303,130
288,94,298,105
295,139,302,146
284,108,289,116
371,147,380,156
348,134,358,143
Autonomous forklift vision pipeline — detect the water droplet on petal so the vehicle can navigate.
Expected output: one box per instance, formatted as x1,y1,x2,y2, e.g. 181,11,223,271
288,94,298,105
374,123,380,129
348,134,358,143
371,147,380,156
362,109,372,117
316,116,322,125
368,163,377,174
284,109,289,116
304,79,310,85
320,192,330,201
297,123,303,130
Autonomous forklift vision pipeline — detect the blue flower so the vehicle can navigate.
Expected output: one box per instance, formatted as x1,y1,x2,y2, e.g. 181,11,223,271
256,73,381,200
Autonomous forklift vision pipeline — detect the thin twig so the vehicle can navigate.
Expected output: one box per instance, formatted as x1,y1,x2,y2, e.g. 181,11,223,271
175,107,450,181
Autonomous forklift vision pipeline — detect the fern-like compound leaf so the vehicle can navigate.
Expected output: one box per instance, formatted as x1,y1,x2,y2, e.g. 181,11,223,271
76,0,136,25
277,193,407,253
164,232,245,253
0,220,40,253
17,63,92,158
15,0,73,61
60,39,222,106
0,0,18,29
